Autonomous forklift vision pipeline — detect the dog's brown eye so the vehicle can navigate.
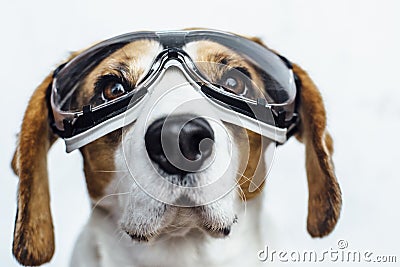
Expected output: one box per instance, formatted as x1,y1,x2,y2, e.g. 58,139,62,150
103,82,126,100
220,70,246,95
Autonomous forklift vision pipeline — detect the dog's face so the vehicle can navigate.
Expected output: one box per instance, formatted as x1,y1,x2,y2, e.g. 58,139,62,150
78,39,271,241
11,32,342,266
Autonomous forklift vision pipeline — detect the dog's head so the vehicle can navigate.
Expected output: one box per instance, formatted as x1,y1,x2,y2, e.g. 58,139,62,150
11,31,341,266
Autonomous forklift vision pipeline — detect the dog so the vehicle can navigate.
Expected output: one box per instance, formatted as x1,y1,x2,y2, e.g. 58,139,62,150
11,30,342,266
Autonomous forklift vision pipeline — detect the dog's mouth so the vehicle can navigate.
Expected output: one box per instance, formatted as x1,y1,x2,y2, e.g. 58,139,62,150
127,227,234,243
122,204,238,242
125,228,233,243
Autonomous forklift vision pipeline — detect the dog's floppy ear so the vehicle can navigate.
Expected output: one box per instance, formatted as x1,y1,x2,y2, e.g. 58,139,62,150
292,64,342,237
11,71,58,265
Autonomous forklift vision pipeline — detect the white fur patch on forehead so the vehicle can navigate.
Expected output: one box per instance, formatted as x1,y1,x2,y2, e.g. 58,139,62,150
143,66,209,124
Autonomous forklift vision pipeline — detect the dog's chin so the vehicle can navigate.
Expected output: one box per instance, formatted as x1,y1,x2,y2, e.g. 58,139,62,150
122,204,237,243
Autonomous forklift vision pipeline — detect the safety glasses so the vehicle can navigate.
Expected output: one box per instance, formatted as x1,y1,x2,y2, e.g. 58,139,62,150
49,30,300,151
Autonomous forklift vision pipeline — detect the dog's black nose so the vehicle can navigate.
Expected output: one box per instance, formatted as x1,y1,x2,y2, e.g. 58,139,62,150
145,115,214,175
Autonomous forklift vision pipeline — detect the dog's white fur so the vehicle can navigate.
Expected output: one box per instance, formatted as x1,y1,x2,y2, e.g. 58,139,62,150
71,198,264,267
70,65,268,266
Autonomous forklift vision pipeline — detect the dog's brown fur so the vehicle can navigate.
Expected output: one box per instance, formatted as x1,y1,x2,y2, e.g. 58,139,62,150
237,130,266,199
11,34,341,266
80,130,122,200
12,73,57,265
292,63,341,237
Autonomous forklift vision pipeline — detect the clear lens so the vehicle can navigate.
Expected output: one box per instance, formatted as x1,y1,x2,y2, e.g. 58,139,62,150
184,32,296,105
53,34,160,113
51,30,296,136
191,61,270,103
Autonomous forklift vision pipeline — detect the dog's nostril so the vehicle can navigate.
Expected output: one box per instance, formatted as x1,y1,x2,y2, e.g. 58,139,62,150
179,119,214,161
145,115,215,175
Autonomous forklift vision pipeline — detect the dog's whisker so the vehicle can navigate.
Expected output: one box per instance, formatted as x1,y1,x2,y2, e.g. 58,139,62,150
235,171,262,192
234,172,252,216
114,230,128,246
111,174,130,194
87,170,129,173
91,192,130,213
236,185,247,202
235,185,248,216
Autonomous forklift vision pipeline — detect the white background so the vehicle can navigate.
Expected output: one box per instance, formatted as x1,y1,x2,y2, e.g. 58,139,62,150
1,0,399,266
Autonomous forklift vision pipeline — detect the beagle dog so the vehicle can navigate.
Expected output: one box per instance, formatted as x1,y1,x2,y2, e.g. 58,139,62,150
11,30,341,267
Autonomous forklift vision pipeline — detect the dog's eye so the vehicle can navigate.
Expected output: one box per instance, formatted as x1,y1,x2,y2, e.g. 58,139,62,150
219,69,247,96
103,82,126,100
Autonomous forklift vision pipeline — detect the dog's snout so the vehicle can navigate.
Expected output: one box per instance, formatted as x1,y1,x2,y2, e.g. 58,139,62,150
145,115,214,176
